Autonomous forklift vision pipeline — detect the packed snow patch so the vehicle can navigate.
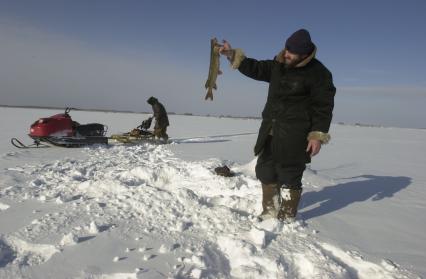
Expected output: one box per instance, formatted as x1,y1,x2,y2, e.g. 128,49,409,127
320,242,411,279
3,236,59,266
0,202,10,211
59,232,79,246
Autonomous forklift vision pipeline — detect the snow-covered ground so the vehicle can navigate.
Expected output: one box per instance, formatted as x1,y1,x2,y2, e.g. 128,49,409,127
0,107,425,279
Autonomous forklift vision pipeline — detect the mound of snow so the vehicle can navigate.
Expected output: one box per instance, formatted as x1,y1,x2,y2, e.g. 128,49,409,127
60,232,79,246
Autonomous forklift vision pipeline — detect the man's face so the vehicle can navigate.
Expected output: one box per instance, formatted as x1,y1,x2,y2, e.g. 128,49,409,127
283,50,305,68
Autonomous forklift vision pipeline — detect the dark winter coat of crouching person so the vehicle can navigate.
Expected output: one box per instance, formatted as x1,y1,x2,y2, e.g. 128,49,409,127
147,96,169,141
220,29,336,222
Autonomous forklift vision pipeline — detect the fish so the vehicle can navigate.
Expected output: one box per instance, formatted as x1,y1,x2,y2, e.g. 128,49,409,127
204,38,222,101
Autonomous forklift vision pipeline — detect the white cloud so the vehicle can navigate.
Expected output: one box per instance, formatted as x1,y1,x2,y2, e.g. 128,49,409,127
0,20,199,111
0,19,266,117
1,19,425,127
334,86,426,128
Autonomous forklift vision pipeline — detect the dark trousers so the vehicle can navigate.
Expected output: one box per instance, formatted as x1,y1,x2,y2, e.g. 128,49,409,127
255,136,305,189
154,126,168,140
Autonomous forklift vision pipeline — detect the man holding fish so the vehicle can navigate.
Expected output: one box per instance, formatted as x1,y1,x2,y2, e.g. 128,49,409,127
218,29,336,222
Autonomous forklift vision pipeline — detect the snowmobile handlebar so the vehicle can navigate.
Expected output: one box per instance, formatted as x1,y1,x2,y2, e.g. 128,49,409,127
137,117,153,130
65,107,78,115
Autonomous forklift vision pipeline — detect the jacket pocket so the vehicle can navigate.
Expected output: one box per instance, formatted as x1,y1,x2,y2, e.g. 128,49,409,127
254,121,273,156
272,121,310,164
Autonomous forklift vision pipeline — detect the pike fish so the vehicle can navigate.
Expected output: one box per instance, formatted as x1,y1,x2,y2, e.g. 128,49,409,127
204,38,222,101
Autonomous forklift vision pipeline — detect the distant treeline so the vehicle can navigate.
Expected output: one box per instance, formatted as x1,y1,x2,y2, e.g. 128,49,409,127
0,104,150,114
0,105,261,120
2,105,424,128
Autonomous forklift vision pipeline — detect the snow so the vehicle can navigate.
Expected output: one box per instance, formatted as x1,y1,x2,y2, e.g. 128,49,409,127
0,106,425,278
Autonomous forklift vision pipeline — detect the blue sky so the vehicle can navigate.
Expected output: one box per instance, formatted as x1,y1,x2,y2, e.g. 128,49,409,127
1,1,425,128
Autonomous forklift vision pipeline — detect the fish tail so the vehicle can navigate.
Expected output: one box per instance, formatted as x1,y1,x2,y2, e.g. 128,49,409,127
205,88,213,101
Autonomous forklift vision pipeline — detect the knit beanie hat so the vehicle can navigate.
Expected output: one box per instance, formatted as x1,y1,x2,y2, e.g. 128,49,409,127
285,29,315,55
147,96,158,105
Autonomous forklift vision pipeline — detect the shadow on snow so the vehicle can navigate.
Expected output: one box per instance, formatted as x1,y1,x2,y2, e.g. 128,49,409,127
300,175,411,220
0,238,16,268
172,132,257,144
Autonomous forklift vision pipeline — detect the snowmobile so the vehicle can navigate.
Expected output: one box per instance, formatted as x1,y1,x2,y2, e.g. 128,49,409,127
11,108,108,148
110,117,157,144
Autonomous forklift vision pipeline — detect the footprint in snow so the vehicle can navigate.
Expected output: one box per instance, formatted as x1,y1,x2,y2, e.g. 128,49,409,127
143,254,157,260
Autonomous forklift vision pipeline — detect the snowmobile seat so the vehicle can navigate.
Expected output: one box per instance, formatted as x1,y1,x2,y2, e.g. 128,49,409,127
75,123,106,137
139,117,153,130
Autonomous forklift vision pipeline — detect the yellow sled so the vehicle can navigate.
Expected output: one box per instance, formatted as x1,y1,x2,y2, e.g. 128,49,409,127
110,128,155,144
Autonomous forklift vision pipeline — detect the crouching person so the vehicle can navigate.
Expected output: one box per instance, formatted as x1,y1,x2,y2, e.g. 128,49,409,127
147,96,169,141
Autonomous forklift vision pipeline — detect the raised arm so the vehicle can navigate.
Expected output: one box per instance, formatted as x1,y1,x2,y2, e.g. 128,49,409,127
220,40,273,82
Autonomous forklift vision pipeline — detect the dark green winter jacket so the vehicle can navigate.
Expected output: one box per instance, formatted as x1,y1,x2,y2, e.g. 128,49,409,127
152,102,169,129
233,48,336,164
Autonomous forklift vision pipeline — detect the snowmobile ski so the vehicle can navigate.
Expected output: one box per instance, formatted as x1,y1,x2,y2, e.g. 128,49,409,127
10,138,50,149
41,136,108,148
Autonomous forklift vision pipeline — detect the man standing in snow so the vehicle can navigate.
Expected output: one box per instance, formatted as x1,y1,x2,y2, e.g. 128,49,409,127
219,29,335,221
147,96,169,141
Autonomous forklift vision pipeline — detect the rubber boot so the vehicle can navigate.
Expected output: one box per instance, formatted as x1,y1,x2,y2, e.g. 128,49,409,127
259,183,280,220
277,188,302,221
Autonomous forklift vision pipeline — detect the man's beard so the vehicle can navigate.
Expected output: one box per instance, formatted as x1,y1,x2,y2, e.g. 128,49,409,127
284,56,305,68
